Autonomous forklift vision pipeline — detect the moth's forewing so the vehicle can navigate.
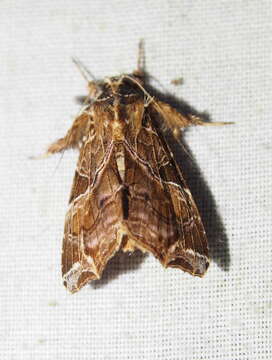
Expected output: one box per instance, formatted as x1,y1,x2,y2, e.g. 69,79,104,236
123,108,209,276
62,120,124,293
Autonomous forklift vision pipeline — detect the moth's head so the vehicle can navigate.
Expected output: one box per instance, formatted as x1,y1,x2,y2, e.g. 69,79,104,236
87,70,145,100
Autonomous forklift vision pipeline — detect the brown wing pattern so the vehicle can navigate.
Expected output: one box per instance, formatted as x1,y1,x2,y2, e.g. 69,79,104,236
62,132,124,293
45,56,233,293
123,110,209,276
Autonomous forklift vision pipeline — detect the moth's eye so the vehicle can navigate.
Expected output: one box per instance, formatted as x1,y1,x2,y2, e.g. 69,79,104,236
118,83,130,94
119,81,140,96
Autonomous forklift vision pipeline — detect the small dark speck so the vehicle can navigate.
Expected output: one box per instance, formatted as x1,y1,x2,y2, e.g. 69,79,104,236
143,193,150,202
171,78,184,86
38,339,46,344
48,300,58,307
261,142,271,150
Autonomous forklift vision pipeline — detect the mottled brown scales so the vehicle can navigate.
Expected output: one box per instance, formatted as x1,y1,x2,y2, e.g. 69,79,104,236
45,46,231,293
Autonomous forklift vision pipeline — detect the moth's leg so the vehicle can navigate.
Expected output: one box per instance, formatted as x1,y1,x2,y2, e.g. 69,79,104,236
186,115,234,127
45,112,90,157
153,100,233,136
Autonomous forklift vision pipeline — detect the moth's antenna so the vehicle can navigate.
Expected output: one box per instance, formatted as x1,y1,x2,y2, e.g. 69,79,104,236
137,39,145,74
72,57,104,102
72,57,96,83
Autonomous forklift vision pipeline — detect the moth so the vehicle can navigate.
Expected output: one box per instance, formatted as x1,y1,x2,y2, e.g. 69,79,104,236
44,44,230,293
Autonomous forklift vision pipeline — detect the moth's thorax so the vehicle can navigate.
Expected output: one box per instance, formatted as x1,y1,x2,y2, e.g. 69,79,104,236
91,74,144,103
91,74,145,140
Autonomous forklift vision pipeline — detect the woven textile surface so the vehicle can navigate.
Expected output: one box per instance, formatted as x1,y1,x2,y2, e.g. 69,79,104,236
0,1,271,359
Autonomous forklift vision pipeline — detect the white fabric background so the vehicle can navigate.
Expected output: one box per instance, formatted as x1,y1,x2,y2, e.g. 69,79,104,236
1,1,271,359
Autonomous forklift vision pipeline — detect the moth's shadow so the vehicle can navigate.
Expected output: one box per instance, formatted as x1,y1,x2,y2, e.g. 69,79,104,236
145,79,231,272
91,250,148,289
167,133,231,272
